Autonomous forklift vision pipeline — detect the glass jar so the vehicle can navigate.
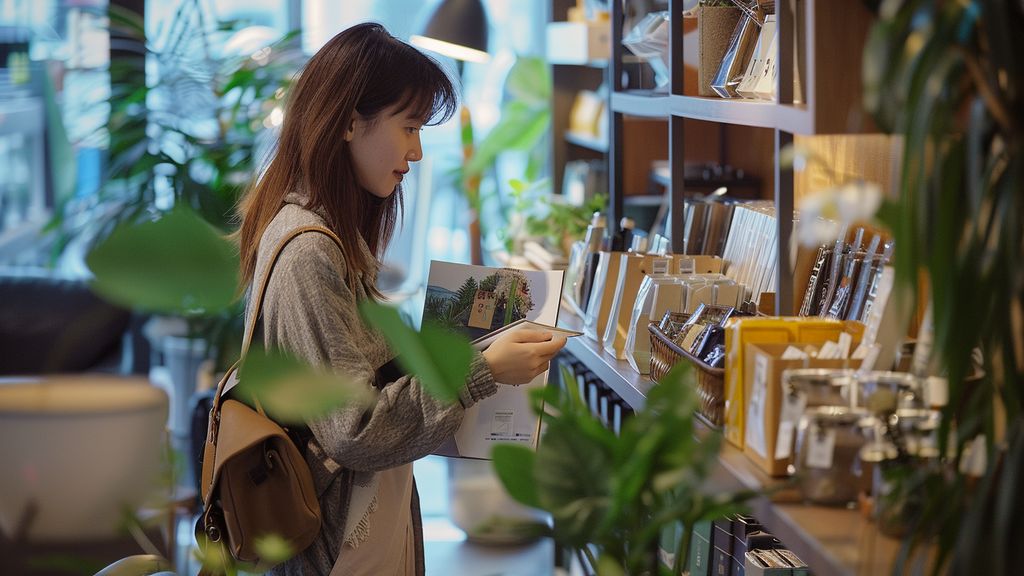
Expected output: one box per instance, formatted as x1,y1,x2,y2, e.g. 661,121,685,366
856,415,898,496
855,371,923,413
794,406,868,506
782,368,856,408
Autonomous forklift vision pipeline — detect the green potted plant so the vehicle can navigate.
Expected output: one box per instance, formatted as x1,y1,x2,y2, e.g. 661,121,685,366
491,364,754,575
458,55,553,263
53,1,302,243
863,1,1023,573
51,2,303,420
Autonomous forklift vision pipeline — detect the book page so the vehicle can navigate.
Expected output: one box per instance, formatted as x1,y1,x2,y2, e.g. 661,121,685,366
423,261,565,459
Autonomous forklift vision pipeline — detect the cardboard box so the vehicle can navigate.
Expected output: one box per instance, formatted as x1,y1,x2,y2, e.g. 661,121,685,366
723,317,864,448
744,549,793,575
711,517,734,576
546,21,610,64
659,521,684,571
688,520,714,576
742,342,858,476
690,531,713,576
673,254,724,275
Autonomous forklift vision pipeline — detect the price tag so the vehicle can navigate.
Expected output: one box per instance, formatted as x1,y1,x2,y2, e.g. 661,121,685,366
652,257,671,276
805,428,836,470
745,354,770,458
775,390,807,460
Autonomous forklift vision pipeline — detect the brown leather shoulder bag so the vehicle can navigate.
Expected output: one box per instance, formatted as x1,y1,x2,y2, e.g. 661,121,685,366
196,225,343,573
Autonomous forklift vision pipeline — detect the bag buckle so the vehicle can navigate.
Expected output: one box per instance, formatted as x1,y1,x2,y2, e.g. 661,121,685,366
206,521,222,543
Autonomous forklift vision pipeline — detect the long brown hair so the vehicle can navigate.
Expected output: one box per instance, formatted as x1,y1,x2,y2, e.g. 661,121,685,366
236,22,458,298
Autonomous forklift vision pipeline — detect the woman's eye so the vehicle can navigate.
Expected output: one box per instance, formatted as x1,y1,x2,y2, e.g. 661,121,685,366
406,127,421,134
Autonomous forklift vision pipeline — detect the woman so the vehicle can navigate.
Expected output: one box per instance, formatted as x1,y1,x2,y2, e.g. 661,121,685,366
235,23,566,575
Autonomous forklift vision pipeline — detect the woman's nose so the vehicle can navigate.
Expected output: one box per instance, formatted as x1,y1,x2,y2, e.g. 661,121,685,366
407,136,423,162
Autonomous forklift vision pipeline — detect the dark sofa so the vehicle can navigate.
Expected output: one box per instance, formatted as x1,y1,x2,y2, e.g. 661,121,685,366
0,268,135,375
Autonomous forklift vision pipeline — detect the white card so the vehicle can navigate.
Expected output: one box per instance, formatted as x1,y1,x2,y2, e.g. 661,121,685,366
805,429,836,470
775,390,808,460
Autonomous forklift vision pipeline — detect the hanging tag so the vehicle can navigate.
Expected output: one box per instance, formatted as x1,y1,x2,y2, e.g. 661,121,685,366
651,257,671,276
805,428,836,470
775,390,807,460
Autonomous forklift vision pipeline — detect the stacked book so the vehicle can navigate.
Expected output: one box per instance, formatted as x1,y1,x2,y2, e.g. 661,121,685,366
681,199,737,256
721,201,779,306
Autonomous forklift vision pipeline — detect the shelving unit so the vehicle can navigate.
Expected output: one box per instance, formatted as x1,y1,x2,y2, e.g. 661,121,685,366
604,0,876,314
550,1,892,575
560,304,905,576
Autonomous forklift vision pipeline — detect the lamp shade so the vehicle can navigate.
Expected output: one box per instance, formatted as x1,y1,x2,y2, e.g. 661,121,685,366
410,0,490,63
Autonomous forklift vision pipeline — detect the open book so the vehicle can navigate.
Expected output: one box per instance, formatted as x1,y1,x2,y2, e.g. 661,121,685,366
422,261,571,459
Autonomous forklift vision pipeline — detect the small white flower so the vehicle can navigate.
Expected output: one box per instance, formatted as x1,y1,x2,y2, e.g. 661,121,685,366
836,180,883,224
796,180,882,247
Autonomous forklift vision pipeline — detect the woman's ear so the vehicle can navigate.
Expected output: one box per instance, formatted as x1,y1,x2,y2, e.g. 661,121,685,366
343,118,356,142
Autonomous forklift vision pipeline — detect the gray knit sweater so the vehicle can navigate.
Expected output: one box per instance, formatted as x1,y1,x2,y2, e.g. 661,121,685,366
248,197,497,575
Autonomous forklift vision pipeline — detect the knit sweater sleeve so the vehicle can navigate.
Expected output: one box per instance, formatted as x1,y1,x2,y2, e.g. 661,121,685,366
259,232,497,472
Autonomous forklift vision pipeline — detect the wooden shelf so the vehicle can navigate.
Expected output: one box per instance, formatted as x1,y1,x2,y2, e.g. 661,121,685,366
564,131,609,152
714,436,906,576
610,91,671,118
558,304,654,410
559,303,907,576
669,96,817,134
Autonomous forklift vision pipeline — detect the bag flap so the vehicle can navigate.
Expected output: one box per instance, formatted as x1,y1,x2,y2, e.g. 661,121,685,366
206,399,291,498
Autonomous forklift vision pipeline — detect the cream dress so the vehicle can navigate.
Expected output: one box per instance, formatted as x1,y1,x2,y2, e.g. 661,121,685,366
329,464,416,575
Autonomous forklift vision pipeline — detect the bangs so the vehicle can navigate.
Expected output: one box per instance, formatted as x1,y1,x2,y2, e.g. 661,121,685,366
394,50,459,126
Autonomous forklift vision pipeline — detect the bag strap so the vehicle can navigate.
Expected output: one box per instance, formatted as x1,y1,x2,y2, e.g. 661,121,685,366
201,224,343,500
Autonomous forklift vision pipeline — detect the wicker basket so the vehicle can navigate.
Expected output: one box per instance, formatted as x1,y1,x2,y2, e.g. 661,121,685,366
648,322,726,427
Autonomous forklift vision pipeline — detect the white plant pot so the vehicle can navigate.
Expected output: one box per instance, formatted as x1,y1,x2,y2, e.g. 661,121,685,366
447,458,547,544
0,375,167,541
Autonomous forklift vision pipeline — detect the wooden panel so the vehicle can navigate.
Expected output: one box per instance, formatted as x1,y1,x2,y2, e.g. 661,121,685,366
811,1,877,133
793,134,903,204
724,124,776,199
621,118,667,195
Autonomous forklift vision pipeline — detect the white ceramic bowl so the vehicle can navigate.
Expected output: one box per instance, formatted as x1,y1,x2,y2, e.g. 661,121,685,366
0,375,168,541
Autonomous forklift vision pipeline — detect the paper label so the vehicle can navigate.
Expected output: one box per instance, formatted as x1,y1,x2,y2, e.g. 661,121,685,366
805,428,836,469
745,354,770,458
468,290,496,329
491,410,514,437
652,257,671,276
775,390,807,460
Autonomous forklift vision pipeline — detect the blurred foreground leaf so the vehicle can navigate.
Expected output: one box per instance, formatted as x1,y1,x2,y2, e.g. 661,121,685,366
491,444,541,508
237,347,374,424
359,301,472,404
86,206,239,314
254,533,295,565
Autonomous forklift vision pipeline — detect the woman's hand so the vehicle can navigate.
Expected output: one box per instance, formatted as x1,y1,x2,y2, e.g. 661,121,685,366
481,328,568,385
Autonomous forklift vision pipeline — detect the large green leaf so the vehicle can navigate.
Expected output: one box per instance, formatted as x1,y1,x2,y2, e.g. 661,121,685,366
236,346,374,424
358,301,472,404
534,416,613,546
465,102,550,177
491,444,541,508
505,56,551,104
86,206,239,314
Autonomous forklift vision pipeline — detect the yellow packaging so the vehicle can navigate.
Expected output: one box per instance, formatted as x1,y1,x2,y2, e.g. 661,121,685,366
723,317,864,448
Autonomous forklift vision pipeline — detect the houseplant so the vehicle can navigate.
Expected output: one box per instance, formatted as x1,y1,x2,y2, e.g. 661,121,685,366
53,1,303,391
863,1,1023,574
492,364,754,575
458,55,552,263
